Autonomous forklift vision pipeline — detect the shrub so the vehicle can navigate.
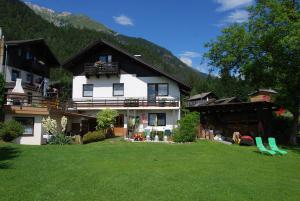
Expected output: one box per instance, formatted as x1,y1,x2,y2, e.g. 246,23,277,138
48,133,72,145
96,109,118,132
173,112,200,143
0,120,24,142
83,130,106,144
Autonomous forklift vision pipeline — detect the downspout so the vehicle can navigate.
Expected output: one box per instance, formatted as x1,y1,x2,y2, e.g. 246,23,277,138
4,44,8,80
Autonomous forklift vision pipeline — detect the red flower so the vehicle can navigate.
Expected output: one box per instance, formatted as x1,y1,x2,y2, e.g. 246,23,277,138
276,107,286,116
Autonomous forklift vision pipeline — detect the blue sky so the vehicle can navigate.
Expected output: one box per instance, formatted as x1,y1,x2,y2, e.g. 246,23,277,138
24,0,253,73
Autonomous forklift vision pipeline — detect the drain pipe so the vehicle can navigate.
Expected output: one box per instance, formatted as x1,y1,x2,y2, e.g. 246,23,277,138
4,44,8,80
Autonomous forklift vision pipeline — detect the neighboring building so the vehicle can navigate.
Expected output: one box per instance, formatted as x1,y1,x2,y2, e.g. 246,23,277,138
63,39,191,137
188,91,278,140
0,34,93,145
248,89,278,103
187,92,218,107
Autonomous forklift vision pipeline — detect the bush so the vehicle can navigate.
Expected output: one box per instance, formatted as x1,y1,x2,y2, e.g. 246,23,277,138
48,133,72,145
271,115,293,144
83,130,106,144
173,112,200,143
0,120,24,142
96,109,118,131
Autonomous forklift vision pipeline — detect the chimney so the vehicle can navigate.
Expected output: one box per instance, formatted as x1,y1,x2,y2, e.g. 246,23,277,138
12,78,25,94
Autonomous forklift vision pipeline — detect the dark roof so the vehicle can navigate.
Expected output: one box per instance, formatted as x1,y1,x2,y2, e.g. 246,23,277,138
188,101,278,113
5,38,60,66
248,89,278,96
62,39,191,92
188,92,216,101
214,97,240,104
189,96,239,107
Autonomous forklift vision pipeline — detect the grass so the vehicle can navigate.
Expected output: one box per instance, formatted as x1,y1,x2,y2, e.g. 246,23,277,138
0,140,300,201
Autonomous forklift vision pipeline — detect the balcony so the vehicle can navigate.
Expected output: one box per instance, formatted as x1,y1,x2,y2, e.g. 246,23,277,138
71,97,180,109
84,62,120,77
4,92,62,115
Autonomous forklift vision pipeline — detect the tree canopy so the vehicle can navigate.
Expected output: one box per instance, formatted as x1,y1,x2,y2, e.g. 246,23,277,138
204,0,300,144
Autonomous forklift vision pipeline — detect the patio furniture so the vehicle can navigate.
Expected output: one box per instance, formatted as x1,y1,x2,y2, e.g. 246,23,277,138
268,137,287,155
164,129,171,136
255,137,276,155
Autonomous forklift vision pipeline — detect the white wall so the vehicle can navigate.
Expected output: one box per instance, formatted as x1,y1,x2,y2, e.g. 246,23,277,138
5,114,44,145
72,73,180,100
80,109,179,131
4,65,45,84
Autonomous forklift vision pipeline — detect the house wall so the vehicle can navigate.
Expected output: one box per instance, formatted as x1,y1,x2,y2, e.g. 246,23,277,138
72,73,180,100
4,65,46,84
5,114,45,145
81,109,179,132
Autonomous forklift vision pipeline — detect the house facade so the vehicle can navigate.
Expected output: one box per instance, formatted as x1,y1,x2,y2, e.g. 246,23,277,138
0,35,82,145
64,40,191,137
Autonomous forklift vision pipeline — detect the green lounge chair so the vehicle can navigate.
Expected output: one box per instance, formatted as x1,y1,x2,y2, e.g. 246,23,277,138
255,137,276,155
268,137,287,155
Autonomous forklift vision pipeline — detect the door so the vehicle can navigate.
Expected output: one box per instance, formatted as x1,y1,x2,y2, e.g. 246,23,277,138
147,84,156,106
81,120,89,135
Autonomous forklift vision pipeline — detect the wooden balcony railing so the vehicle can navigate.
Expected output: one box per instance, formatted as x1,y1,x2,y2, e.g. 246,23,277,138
84,62,120,77
71,98,180,109
4,93,61,109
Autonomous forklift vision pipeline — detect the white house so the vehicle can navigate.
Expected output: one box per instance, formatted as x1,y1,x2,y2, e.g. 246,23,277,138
63,39,191,137
0,36,62,145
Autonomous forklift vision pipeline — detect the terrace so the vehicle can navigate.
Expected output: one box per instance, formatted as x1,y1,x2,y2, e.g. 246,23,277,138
4,92,62,115
71,97,180,109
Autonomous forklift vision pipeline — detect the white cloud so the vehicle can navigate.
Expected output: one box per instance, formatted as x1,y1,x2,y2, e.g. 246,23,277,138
215,0,253,12
180,57,193,67
113,15,134,26
179,51,201,58
225,10,249,23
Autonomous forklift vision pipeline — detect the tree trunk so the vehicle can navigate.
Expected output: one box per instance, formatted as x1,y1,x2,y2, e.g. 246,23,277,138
290,108,299,145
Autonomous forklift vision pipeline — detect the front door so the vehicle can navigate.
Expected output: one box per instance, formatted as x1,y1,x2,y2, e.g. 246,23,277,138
147,84,156,106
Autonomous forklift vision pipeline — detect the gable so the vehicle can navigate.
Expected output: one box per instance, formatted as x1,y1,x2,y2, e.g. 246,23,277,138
63,40,191,93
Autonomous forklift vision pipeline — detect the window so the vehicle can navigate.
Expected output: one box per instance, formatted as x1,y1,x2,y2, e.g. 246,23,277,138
26,73,33,84
26,51,32,60
99,55,112,63
148,83,169,97
148,113,166,126
27,92,32,105
11,70,20,81
113,83,124,96
18,48,22,57
83,84,93,97
157,84,168,96
14,117,34,136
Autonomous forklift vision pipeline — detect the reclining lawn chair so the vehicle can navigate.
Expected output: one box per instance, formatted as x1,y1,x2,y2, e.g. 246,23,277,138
268,137,287,155
255,137,276,155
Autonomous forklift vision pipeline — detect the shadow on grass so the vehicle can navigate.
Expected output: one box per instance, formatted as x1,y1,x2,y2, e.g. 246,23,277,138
0,146,20,169
282,145,300,154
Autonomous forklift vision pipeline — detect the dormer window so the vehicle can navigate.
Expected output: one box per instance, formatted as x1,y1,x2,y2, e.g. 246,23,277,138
99,55,112,63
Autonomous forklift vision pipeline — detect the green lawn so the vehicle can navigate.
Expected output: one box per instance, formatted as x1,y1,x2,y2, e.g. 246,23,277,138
0,140,300,201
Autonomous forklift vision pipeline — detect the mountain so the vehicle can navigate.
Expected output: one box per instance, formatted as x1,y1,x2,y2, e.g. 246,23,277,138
25,1,112,33
0,0,212,94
